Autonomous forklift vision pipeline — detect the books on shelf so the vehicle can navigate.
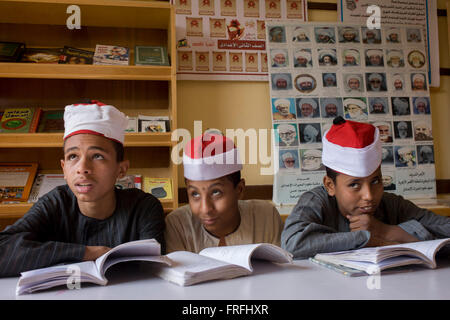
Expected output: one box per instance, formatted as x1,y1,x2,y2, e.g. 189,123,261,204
135,46,170,66
312,238,450,276
0,41,26,62
150,243,293,286
125,117,138,133
16,239,171,295
143,177,172,200
0,107,42,133
0,163,38,203
28,174,66,203
29,173,144,203
21,48,62,64
138,115,170,132
59,46,94,65
93,44,129,66
37,109,65,133
115,174,142,190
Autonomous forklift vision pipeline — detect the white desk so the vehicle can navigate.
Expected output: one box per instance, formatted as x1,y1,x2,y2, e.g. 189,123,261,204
1,257,449,300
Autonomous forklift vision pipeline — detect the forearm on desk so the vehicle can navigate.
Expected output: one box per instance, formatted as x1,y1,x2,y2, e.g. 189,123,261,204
282,222,370,259
0,232,85,277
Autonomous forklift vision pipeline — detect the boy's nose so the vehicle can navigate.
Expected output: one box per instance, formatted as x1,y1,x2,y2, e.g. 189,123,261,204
76,158,92,175
199,198,213,215
361,184,375,201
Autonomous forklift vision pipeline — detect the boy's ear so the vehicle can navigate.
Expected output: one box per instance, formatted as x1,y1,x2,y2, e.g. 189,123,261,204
117,160,130,179
323,175,336,196
60,159,67,179
236,178,246,200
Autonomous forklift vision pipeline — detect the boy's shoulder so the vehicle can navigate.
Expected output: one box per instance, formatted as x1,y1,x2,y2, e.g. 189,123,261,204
298,185,329,202
116,187,162,206
238,199,276,213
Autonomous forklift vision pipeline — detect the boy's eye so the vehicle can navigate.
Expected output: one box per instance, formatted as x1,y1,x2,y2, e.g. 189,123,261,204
66,154,77,160
190,191,200,198
372,178,381,185
348,182,360,189
93,153,105,160
211,189,222,197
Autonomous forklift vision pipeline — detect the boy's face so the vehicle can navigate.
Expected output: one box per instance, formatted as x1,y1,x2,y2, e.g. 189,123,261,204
324,167,384,218
186,176,244,237
61,134,129,205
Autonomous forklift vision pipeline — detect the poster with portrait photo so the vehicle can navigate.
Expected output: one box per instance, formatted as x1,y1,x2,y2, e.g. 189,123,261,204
173,0,307,80
267,21,435,205
338,0,440,88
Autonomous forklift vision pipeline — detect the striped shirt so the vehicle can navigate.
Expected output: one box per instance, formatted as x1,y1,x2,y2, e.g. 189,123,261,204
282,186,450,259
0,185,165,277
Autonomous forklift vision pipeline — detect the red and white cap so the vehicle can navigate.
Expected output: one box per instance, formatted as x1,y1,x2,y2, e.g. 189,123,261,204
183,133,242,181
322,117,382,177
63,100,128,144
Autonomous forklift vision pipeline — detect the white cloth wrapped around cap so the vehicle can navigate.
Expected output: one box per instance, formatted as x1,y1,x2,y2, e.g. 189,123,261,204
63,101,128,144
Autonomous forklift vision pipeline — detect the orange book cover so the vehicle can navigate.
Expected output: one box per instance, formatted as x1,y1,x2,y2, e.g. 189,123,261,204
29,108,42,133
0,162,39,203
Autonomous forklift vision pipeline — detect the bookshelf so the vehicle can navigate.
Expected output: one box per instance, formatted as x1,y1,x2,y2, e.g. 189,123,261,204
0,0,178,223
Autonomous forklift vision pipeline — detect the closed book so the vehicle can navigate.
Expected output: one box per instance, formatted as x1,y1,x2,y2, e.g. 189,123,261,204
28,174,66,203
143,177,172,200
135,46,170,66
59,46,94,64
115,174,142,190
37,110,65,133
93,45,129,65
0,162,39,203
0,107,42,133
0,41,26,62
21,48,62,64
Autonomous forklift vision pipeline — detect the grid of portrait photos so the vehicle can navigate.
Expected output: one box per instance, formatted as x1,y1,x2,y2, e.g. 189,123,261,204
267,21,436,205
172,0,306,81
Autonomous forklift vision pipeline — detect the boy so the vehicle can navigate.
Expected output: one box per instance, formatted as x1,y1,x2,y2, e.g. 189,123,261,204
0,101,165,277
281,117,450,259
165,133,283,253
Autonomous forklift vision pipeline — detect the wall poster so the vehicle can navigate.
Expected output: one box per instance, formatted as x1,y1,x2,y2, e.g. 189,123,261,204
266,21,436,205
172,0,307,80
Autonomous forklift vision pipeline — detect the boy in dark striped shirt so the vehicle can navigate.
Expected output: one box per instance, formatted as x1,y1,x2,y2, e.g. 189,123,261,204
0,101,165,277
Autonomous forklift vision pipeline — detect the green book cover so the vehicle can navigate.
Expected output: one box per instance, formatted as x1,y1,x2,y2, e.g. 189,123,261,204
135,46,170,66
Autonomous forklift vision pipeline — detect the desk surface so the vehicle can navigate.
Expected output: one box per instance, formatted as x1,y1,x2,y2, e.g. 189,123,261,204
1,258,450,300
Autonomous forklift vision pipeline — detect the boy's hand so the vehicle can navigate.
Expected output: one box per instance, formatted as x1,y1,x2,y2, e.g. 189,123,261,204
347,214,388,238
347,214,418,247
347,214,398,247
83,246,111,261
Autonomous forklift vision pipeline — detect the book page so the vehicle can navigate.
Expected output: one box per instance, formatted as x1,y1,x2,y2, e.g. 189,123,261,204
154,251,250,286
316,238,450,265
378,238,450,263
199,243,292,271
29,174,66,202
95,239,161,273
17,261,99,287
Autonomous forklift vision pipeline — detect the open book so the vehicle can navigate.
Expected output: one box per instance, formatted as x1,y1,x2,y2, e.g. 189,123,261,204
16,239,171,295
312,238,450,276
150,243,293,286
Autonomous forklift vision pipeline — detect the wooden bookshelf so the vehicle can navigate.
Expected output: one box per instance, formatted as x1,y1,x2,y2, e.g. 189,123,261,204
0,0,178,220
